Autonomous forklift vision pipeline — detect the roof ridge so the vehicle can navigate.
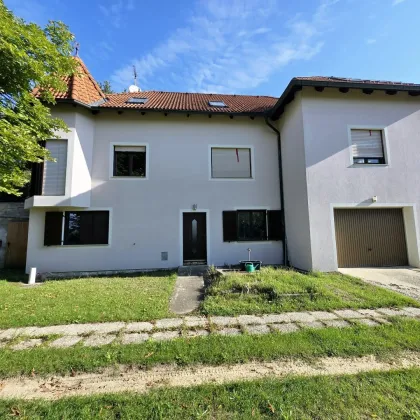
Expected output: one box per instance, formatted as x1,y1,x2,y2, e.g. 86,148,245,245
74,57,105,100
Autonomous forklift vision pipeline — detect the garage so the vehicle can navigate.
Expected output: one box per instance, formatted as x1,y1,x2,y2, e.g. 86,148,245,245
334,208,408,267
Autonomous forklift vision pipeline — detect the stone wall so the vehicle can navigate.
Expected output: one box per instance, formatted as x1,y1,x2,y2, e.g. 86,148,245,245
0,203,29,268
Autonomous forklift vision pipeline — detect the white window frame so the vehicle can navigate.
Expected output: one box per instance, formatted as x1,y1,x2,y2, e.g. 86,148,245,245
45,207,113,249
347,125,390,167
208,145,255,181
109,142,149,180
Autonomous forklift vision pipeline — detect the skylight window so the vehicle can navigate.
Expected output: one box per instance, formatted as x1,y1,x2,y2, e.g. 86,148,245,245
126,97,148,104
209,101,227,107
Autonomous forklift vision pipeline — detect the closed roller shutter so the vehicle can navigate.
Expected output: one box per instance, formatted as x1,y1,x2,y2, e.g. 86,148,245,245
43,140,67,196
334,209,408,267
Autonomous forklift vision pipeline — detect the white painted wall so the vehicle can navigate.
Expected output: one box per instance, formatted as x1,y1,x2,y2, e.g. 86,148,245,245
300,88,420,271
277,93,312,271
26,110,283,273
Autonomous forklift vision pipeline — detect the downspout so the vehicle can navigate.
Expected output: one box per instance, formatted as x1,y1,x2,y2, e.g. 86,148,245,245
265,116,288,266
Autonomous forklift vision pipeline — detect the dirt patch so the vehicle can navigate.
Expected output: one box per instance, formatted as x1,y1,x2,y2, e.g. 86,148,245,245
1,352,420,400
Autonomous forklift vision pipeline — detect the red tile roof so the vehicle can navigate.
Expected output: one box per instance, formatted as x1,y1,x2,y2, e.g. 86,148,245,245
100,91,277,114
33,57,105,106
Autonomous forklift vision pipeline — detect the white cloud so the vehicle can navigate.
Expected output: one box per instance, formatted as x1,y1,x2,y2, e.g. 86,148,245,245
366,38,377,44
392,0,406,5
111,0,340,93
98,0,136,28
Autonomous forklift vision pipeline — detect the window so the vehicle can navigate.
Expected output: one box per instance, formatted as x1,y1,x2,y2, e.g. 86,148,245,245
113,146,146,177
126,97,148,104
209,101,227,107
350,129,385,164
211,147,252,179
222,210,283,242
44,211,109,246
42,140,67,195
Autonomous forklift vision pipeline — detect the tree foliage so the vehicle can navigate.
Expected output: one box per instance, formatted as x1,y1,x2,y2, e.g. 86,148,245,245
99,80,114,94
0,1,77,195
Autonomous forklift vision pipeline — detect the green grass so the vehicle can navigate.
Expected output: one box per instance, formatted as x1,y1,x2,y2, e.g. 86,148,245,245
0,318,419,378
1,368,419,419
202,267,419,316
0,270,177,328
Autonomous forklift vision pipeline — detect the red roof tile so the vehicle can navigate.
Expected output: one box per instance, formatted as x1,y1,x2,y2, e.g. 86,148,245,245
100,91,277,114
33,57,105,106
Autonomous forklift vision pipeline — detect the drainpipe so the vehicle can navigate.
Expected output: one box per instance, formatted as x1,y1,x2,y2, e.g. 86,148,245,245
265,116,288,266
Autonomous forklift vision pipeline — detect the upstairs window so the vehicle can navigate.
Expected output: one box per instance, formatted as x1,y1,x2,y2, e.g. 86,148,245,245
209,101,227,107
42,140,67,195
211,147,252,179
44,211,109,246
351,129,385,164
222,210,283,242
113,146,146,177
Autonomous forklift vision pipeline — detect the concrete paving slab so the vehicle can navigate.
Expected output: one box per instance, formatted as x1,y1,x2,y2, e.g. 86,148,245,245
262,314,291,323
121,333,149,345
375,308,410,317
209,316,238,327
333,309,365,319
11,339,43,351
287,312,316,322
88,322,126,335
357,318,381,327
170,276,204,314
155,318,183,329
374,318,392,325
299,321,325,329
49,336,82,348
184,316,208,328
244,325,270,335
83,334,116,347
0,328,24,340
309,311,338,321
215,328,242,336
270,323,300,333
403,307,420,316
323,320,351,328
357,309,382,317
152,331,180,341
126,322,154,332
238,315,264,325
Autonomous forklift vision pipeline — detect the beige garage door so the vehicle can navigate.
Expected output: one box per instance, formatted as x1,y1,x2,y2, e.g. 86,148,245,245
334,209,408,267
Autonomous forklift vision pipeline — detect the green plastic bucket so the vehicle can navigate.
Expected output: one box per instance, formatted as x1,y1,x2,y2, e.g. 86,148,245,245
245,263,255,273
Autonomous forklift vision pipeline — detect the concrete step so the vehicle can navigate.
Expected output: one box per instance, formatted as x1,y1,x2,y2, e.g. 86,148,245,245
178,265,209,276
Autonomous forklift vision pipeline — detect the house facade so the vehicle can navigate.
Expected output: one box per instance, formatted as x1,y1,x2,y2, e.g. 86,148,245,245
22,59,420,273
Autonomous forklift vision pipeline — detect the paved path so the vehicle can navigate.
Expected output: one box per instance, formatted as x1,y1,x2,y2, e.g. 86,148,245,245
1,351,420,400
0,307,419,351
340,267,420,301
170,276,204,314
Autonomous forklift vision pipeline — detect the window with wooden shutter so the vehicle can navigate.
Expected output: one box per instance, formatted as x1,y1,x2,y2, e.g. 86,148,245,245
42,140,67,195
223,211,237,242
44,212,63,246
211,148,252,178
267,210,283,240
64,211,110,245
350,129,385,164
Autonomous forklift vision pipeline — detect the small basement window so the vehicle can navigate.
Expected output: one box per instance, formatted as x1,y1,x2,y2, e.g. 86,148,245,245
126,97,148,104
350,129,385,164
209,101,227,107
44,211,110,246
113,145,146,177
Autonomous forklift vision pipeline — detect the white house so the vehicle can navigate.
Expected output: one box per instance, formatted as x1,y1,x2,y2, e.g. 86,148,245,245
24,59,420,273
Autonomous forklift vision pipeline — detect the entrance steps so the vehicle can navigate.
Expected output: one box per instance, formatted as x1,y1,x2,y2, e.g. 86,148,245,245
178,265,208,276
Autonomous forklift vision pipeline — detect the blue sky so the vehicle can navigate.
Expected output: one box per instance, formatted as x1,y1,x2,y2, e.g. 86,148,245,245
5,0,419,96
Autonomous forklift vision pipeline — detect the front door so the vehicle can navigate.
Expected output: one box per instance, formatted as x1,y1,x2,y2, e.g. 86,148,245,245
5,221,29,269
183,212,207,265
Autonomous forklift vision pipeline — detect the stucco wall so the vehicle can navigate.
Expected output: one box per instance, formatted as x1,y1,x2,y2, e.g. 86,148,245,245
0,203,29,268
301,87,420,271
277,94,312,271
26,110,283,273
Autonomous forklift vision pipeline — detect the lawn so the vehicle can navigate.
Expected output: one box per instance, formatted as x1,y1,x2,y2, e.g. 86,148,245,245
0,318,418,378
1,368,419,419
201,267,419,316
0,270,177,328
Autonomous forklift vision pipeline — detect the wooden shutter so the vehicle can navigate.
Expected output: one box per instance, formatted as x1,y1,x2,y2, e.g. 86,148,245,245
43,140,67,195
212,148,251,178
351,129,384,158
92,211,109,244
44,212,63,246
223,211,238,242
267,210,283,241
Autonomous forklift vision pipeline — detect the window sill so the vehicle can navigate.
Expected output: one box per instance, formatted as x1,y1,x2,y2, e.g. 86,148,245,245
349,164,389,168
109,176,148,180
210,178,255,181
225,240,280,244
45,244,110,249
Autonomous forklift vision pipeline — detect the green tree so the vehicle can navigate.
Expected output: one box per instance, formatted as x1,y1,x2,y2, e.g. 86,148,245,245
0,1,77,195
99,80,114,94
